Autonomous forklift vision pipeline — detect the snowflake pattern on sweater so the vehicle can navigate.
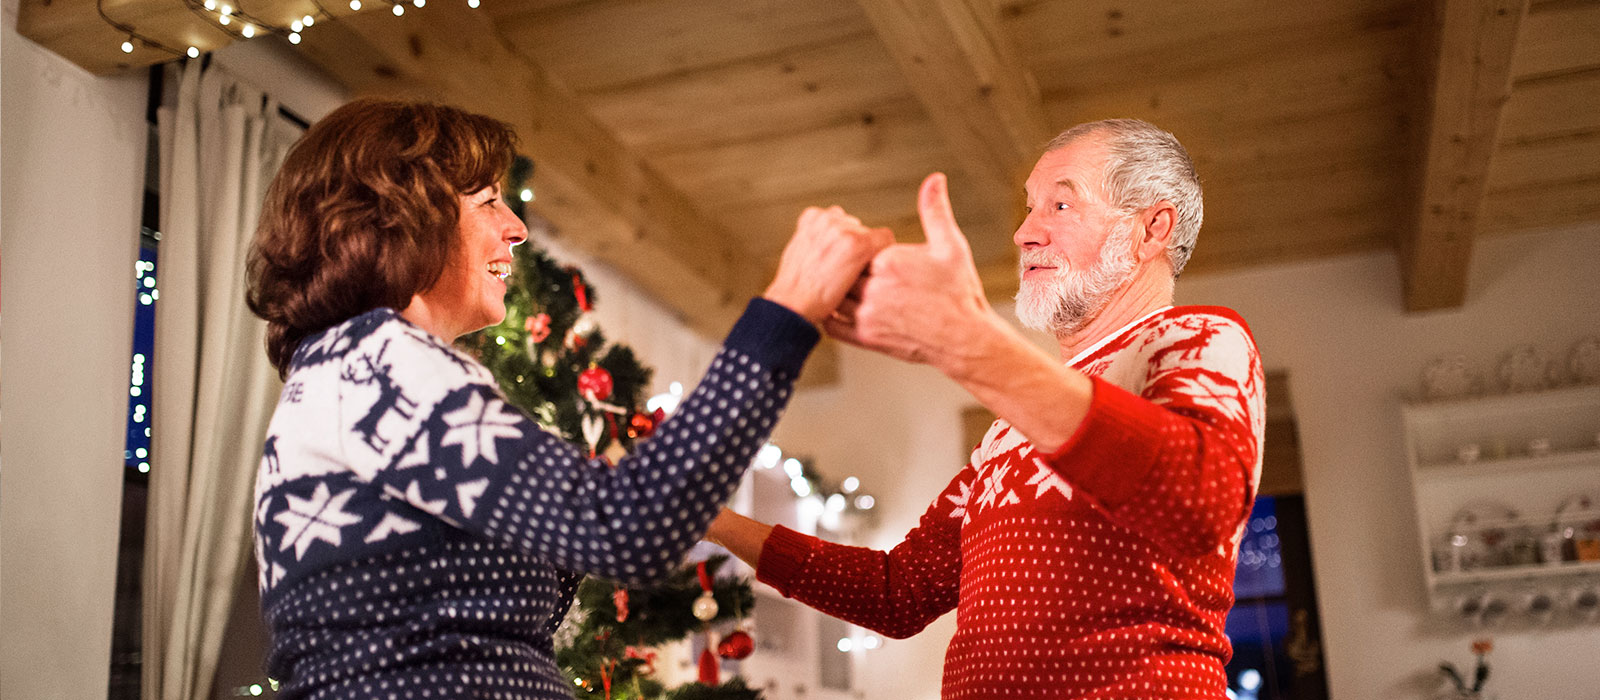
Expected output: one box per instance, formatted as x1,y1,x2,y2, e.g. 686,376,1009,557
253,300,817,699
757,306,1264,699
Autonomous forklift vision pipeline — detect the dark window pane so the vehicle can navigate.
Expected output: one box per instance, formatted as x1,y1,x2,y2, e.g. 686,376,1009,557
1234,496,1285,599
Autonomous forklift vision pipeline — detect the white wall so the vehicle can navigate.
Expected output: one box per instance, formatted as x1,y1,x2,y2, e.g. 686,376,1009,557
1,4,149,698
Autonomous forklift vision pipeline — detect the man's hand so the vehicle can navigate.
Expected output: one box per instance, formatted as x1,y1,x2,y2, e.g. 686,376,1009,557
764,206,895,325
826,173,998,372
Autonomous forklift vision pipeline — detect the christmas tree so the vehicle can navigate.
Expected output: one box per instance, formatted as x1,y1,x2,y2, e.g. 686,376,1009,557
462,173,764,699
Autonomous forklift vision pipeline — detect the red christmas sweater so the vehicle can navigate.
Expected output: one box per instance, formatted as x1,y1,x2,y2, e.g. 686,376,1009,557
757,306,1265,699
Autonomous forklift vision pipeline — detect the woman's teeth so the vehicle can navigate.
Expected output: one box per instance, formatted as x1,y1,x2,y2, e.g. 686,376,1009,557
487,261,512,280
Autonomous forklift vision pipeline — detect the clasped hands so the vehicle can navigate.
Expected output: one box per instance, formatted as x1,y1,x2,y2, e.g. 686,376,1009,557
763,173,998,374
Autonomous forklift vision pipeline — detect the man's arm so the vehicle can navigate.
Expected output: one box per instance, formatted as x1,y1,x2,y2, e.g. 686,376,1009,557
704,465,975,639
704,509,773,568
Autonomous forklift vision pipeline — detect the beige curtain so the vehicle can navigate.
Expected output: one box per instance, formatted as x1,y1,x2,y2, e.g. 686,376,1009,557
145,58,298,700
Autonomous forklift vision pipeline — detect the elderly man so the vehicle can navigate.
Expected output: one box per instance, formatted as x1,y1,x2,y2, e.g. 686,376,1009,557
707,119,1265,698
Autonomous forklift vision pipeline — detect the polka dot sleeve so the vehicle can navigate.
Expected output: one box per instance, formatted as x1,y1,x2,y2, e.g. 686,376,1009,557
340,299,819,585
754,463,972,638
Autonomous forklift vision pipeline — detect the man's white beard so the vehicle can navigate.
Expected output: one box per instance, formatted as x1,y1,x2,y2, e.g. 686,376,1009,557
1014,219,1140,336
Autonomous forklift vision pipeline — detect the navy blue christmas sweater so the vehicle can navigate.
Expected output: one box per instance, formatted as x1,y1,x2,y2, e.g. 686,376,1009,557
252,299,817,699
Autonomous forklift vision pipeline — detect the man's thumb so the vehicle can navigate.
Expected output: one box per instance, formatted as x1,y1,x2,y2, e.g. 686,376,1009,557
917,173,968,255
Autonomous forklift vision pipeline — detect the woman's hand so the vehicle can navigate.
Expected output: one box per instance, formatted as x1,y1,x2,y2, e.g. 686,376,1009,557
825,173,995,372
763,206,895,325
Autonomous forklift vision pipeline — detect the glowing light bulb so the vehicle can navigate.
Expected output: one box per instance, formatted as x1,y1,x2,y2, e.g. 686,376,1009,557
288,31,302,44
291,19,303,31
413,0,425,6
855,494,875,510
836,638,853,652
203,0,216,9
220,3,232,14
755,443,781,470
187,46,200,58
121,39,134,53
842,476,859,493
218,14,230,25
467,0,479,8
241,24,255,37
783,458,803,478
392,3,404,15
349,0,361,9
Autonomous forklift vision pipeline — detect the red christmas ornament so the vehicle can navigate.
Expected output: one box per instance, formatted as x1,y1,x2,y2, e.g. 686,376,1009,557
613,588,629,623
570,269,593,312
627,411,656,439
697,647,719,686
524,313,551,343
717,629,754,660
578,366,614,401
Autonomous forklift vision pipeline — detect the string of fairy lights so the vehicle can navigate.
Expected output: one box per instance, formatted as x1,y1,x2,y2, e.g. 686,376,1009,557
95,0,486,61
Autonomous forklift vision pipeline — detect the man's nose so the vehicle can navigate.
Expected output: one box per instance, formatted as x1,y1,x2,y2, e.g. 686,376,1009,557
1013,213,1047,250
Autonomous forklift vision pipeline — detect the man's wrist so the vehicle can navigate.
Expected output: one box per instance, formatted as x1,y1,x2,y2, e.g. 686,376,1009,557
934,310,1012,383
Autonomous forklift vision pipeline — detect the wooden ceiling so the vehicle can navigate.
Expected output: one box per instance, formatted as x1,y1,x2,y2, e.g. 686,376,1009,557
21,0,1600,342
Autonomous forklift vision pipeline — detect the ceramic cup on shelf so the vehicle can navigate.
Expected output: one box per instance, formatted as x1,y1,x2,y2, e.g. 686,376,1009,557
1541,531,1568,566
1568,586,1600,620
1453,592,1487,622
1569,336,1600,384
1527,437,1552,458
1477,594,1509,627
1518,586,1556,622
1421,354,1481,400
1496,345,1550,393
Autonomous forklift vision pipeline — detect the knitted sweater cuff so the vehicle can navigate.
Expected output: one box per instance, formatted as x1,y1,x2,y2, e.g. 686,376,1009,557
1038,376,1167,508
724,298,820,377
755,524,817,597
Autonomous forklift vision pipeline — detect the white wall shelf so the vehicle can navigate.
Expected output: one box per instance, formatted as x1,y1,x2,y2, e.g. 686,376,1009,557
1415,448,1600,481
1432,559,1600,588
1403,383,1600,624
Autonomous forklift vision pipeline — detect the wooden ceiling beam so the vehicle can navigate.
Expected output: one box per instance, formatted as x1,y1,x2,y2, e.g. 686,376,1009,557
853,0,1052,240
1401,0,1529,312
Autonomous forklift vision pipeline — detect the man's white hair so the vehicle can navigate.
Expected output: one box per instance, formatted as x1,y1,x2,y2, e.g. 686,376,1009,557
1046,119,1204,276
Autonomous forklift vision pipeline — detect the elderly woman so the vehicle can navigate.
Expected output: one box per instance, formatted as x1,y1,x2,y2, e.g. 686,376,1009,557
245,99,886,699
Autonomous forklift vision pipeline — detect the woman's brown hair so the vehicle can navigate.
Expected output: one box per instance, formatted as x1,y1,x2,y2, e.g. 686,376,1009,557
246,99,517,377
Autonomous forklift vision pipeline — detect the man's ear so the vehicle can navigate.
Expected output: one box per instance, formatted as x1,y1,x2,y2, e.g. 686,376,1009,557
1139,201,1177,260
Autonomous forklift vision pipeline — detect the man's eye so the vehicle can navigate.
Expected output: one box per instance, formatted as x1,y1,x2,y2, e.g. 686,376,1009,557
1055,202,1069,210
